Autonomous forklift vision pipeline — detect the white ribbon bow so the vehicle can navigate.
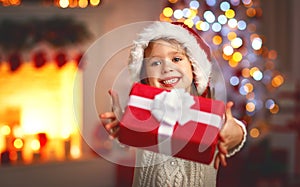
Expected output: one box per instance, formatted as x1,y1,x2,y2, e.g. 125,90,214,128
151,89,195,127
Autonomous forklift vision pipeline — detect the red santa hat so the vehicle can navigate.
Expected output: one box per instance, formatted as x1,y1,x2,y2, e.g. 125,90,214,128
128,21,212,95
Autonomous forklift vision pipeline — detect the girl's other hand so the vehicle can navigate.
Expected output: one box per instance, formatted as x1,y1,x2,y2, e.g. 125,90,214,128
99,89,123,139
214,101,244,169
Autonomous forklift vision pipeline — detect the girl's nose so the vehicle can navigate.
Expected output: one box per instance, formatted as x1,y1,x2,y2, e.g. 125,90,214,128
161,59,175,73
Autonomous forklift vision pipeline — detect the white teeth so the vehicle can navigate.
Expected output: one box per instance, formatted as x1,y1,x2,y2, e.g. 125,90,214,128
163,78,178,84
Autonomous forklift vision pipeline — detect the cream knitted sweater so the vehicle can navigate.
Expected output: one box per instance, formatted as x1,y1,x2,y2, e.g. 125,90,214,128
132,149,217,187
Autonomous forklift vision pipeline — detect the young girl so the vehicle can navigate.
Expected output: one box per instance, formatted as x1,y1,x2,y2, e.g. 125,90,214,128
100,21,247,187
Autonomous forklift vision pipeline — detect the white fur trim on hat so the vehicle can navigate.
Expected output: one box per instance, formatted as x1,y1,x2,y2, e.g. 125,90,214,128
128,21,212,95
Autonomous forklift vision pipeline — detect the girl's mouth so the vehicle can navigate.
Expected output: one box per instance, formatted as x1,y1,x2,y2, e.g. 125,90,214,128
159,77,180,87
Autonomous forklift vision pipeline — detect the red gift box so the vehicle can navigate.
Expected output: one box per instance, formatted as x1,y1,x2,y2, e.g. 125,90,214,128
119,83,225,164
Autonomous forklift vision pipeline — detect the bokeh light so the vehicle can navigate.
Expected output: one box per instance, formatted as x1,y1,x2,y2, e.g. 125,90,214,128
225,9,235,18
159,0,284,121
213,35,223,45
13,138,24,149
250,128,260,138
220,1,230,11
230,76,240,86
271,74,284,87
174,9,184,19
163,7,174,17
204,11,215,23
218,15,228,24
223,45,234,56
190,0,200,9
206,0,217,7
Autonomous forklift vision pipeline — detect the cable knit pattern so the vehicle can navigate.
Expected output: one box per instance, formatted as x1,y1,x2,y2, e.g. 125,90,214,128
132,149,217,187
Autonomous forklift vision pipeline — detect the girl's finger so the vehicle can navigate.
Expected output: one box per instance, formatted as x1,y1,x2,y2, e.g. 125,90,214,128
214,155,220,169
225,101,234,120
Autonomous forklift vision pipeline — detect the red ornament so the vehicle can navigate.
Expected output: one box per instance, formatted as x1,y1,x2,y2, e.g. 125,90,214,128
8,52,22,72
74,52,85,69
55,52,67,68
38,133,48,148
33,51,47,68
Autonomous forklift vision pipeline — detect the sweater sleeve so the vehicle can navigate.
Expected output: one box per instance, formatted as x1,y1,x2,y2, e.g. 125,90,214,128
226,118,247,157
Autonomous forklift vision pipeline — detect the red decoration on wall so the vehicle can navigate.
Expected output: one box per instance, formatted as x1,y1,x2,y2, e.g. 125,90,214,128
74,52,85,69
8,52,22,72
38,133,48,148
55,52,67,68
33,51,47,68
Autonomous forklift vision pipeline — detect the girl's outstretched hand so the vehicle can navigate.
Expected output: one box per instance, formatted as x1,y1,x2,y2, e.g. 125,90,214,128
99,89,123,139
214,101,244,169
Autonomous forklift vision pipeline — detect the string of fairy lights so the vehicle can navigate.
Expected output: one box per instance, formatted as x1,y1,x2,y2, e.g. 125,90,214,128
0,0,101,8
159,0,284,122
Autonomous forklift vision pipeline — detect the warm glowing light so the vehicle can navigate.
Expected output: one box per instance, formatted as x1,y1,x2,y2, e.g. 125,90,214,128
188,9,198,19
0,125,11,136
250,128,260,138
212,35,222,45
244,83,254,93
12,126,22,137
9,0,21,6
268,50,278,60
90,0,100,6
271,75,284,87
223,45,234,56
59,0,69,8
246,7,256,17
199,21,209,31
10,151,18,161
163,7,174,18
61,128,71,140
270,104,279,114
253,70,263,81
242,68,250,78
227,32,237,41
246,102,255,112
78,0,88,8
174,9,183,19
252,37,262,50
169,0,178,3
225,9,235,18
229,59,238,67
184,19,194,28
250,67,259,76
0,61,83,162
231,37,243,48
31,139,41,151
232,52,243,62
13,138,24,149
71,146,81,159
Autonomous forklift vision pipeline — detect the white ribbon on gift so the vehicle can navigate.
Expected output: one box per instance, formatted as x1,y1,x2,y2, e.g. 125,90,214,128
127,89,223,155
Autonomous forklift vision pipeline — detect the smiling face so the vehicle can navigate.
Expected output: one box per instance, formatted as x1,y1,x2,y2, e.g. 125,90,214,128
142,39,194,92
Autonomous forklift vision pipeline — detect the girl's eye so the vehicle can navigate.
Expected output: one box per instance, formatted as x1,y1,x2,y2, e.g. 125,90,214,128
173,57,182,62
